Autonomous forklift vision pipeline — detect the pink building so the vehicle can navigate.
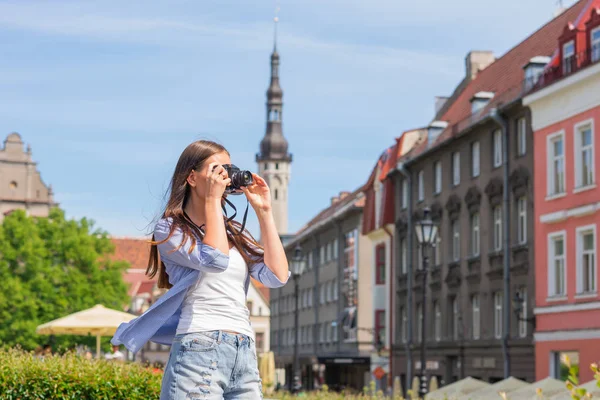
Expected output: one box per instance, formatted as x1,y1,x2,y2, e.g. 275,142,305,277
524,0,600,383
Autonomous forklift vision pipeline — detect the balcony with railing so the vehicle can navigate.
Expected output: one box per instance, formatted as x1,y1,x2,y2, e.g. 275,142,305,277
532,46,600,92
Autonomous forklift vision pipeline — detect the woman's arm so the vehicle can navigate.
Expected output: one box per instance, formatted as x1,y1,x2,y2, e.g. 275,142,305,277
256,209,289,283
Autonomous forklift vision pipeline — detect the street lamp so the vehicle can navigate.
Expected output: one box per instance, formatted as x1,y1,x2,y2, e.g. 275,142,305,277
512,290,536,329
414,207,439,397
290,245,306,393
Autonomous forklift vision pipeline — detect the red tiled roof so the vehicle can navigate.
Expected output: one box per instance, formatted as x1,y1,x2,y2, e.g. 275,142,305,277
438,1,587,127
111,237,155,296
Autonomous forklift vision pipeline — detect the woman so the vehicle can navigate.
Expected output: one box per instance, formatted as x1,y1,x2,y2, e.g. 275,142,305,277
111,140,290,399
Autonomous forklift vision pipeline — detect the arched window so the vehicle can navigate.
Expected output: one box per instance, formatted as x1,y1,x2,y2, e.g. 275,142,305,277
275,189,279,200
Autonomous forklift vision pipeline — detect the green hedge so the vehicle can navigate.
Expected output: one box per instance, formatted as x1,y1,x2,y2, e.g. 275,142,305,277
0,348,161,400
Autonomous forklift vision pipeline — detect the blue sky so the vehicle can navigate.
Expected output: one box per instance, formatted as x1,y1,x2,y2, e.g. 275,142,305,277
0,0,576,238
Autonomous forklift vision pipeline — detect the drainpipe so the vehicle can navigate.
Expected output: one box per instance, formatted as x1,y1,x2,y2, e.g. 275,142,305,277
383,224,394,389
398,162,413,392
490,108,511,379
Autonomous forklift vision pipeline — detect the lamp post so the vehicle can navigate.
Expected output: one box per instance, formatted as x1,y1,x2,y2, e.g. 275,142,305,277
414,207,439,397
290,245,306,393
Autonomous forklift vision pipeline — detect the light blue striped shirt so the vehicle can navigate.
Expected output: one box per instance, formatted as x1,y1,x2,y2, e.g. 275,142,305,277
111,217,289,354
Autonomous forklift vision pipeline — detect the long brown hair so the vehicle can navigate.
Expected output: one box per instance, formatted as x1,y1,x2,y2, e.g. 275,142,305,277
146,140,264,289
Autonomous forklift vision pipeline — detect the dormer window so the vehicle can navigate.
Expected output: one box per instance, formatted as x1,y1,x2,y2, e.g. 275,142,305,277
470,91,494,114
523,56,550,90
563,41,575,74
592,27,600,62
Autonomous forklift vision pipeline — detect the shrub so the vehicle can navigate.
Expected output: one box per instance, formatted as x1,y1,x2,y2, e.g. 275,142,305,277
0,348,161,399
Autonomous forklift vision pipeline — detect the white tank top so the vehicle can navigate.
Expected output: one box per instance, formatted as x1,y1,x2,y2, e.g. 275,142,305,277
176,247,254,339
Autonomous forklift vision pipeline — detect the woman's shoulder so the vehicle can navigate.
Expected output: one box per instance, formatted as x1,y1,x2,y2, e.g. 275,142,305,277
154,217,178,238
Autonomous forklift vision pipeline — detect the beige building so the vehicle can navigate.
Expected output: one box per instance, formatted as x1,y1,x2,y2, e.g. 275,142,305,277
0,132,55,221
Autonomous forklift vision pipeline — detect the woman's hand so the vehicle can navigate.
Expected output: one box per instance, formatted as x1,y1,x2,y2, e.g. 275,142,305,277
206,163,231,201
242,173,272,214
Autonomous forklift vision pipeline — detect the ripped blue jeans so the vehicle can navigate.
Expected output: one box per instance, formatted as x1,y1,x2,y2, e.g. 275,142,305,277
160,331,263,400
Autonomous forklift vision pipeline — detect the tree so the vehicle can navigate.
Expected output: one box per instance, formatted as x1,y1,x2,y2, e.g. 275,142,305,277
0,208,129,352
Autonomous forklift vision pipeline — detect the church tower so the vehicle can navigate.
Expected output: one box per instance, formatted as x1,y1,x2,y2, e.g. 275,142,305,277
256,14,292,236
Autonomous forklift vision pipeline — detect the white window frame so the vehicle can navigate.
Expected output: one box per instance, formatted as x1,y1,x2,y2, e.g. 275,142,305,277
402,179,408,209
517,197,527,245
472,141,480,177
333,239,338,260
592,27,600,63
517,287,528,338
452,220,460,262
547,130,566,197
452,297,459,340
320,246,325,265
517,117,527,156
471,213,480,256
548,231,567,298
493,206,503,251
576,225,597,295
472,295,480,340
494,292,503,339
434,160,442,194
574,119,595,190
563,40,575,74
433,236,441,266
493,129,503,168
418,170,424,201
452,152,460,186
320,284,325,305
434,301,441,341
400,238,407,274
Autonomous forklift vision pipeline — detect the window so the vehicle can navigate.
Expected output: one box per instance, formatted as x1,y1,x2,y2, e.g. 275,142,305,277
417,304,423,342
433,236,441,266
402,180,408,209
517,197,527,245
452,152,460,186
563,40,575,74
275,163,279,170
451,220,460,262
418,170,424,201
434,161,442,194
472,141,480,177
274,189,278,200
548,132,566,196
320,284,325,305
308,252,313,269
375,310,386,346
333,239,338,259
471,213,480,256
472,295,480,340
577,226,596,295
332,322,338,342
264,163,268,170
552,351,579,381
400,238,407,274
493,130,502,168
493,206,503,251
333,279,338,300
375,243,386,284
592,27,600,62
246,301,253,315
326,242,331,262
309,288,313,307
548,232,566,297
256,332,265,352
494,292,503,339
401,307,408,343
326,281,332,302
517,287,528,338
434,301,441,341
575,121,595,189
320,323,325,343
320,246,325,264
517,117,527,156
452,298,460,340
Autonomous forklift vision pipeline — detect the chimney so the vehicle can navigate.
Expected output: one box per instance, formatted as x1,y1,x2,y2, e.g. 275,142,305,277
331,196,340,205
465,51,495,80
435,96,448,115
427,121,449,146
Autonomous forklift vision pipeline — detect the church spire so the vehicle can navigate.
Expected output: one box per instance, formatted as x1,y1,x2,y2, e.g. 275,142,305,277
256,4,291,163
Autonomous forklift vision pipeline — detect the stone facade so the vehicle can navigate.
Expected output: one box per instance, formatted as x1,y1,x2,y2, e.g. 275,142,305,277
0,132,55,221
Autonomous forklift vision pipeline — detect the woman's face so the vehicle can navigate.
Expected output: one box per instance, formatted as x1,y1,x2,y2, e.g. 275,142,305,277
189,151,231,199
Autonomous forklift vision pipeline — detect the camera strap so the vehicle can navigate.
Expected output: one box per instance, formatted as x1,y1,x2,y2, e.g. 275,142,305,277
222,196,249,235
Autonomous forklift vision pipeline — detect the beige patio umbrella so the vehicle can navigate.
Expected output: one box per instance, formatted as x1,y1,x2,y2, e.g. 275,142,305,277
507,377,568,400
258,351,275,387
36,304,136,359
425,376,490,400
467,377,530,400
